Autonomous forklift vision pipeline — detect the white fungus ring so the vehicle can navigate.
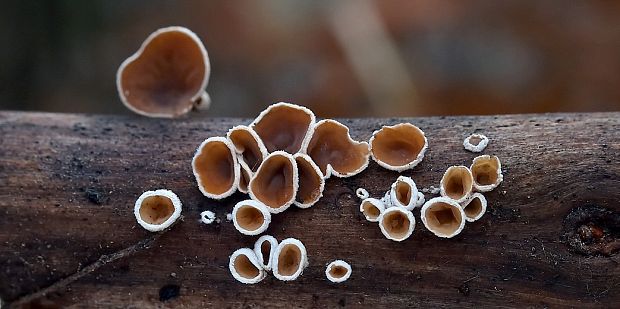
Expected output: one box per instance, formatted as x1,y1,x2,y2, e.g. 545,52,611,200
463,134,489,153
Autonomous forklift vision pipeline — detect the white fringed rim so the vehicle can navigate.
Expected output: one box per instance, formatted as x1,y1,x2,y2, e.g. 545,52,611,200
191,136,240,199
272,238,309,281
439,165,473,203
389,176,419,210
421,197,466,239
369,123,428,172
325,260,352,283
226,125,268,169
232,200,272,236
471,155,503,192
463,133,489,153
253,235,278,271
378,207,415,242
293,153,325,208
199,210,216,224
134,189,182,232
359,198,385,222
229,248,267,284
250,102,316,154
248,151,299,214
460,192,487,222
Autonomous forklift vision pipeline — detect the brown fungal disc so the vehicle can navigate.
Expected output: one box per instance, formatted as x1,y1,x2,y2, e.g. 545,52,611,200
325,260,352,283
304,119,370,178
360,198,385,222
117,26,210,118
293,154,325,208
421,197,465,238
378,207,415,241
461,193,487,222
250,102,315,154
248,151,298,213
227,126,267,171
192,137,239,199
471,155,503,192
229,248,266,284
253,235,278,271
273,238,308,281
232,200,271,235
369,123,427,171
134,189,182,232
440,166,473,203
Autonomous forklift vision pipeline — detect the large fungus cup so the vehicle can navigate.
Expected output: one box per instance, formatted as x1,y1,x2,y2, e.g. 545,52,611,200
460,193,487,222
227,125,267,171
440,165,474,203
117,26,210,118
273,238,309,281
378,207,415,242
470,155,503,192
293,153,325,208
303,119,370,178
389,176,419,210
229,248,266,284
359,198,385,222
250,102,315,154
134,189,182,232
325,260,352,283
248,151,298,213
254,235,278,271
192,137,240,199
232,200,271,236
369,123,427,171
421,197,466,238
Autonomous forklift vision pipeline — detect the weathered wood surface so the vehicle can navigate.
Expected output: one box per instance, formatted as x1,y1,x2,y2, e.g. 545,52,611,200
0,111,619,308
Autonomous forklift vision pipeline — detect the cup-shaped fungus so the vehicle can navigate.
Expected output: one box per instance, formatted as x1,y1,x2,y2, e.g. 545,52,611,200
250,102,315,154
192,137,239,199
463,133,489,153
227,125,267,171
237,159,253,194
325,260,352,283
389,176,419,210
134,189,182,232
369,123,428,171
378,207,415,241
248,151,298,213
232,200,271,236
460,193,487,222
359,198,385,222
253,235,278,271
273,238,309,281
303,119,370,178
293,153,325,208
229,248,266,284
470,155,503,192
117,26,210,118
421,197,466,238
440,165,474,203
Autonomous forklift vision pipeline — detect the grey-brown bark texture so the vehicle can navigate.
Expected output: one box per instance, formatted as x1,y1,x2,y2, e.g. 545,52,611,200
0,111,619,308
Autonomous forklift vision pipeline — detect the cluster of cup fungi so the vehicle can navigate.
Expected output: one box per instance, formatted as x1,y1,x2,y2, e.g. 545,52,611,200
121,26,502,285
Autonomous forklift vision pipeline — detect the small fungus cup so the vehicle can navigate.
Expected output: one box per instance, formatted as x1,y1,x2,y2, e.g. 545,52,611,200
293,153,325,208
369,123,428,171
325,260,352,283
192,137,240,199
250,102,316,154
199,210,216,224
248,151,298,213
232,200,271,236
460,193,487,222
421,197,466,238
378,207,415,242
134,189,182,232
359,198,385,222
440,165,474,203
463,134,489,153
229,248,267,284
227,125,267,171
253,235,278,271
273,238,309,281
470,155,503,192
389,176,419,210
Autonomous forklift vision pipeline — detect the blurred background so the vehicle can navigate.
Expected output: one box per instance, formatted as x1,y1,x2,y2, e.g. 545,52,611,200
1,0,619,117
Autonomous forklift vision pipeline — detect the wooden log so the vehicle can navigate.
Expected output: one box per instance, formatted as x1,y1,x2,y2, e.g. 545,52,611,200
0,111,619,308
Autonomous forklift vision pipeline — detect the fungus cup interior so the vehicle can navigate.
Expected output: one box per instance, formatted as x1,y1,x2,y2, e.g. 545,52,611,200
139,195,174,225
306,121,368,176
464,197,483,219
443,167,472,200
251,155,295,208
234,254,260,279
468,136,482,146
253,105,313,154
472,157,500,186
426,202,463,235
277,244,302,276
238,164,251,193
229,128,263,171
120,30,206,116
194,141,235,195
236,205,265,231
295,157,322,204
382,211,411,239
372,124,425,167
395,180,412,205
260,241,272,265
329,265,348,278
362,201,381,219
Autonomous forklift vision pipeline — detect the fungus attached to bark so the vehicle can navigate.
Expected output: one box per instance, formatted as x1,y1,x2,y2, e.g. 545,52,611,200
460,193,487,222
229,248,266,284
470,155,503,192
134,189,182,232
250,102,315,154
440,165,474,203
273,238,309,281
254,235,278,271
303,119,370,178
192,137,239,199
359,198,385,222
117,26,210,118
232,200,271,236
389,176,419,210
293,154,325,208
463,134,489,153
421,197,466,238
369,123,427,171
248,151,298,213
227,125,267,171
325,260,352,283
378,207,415,242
